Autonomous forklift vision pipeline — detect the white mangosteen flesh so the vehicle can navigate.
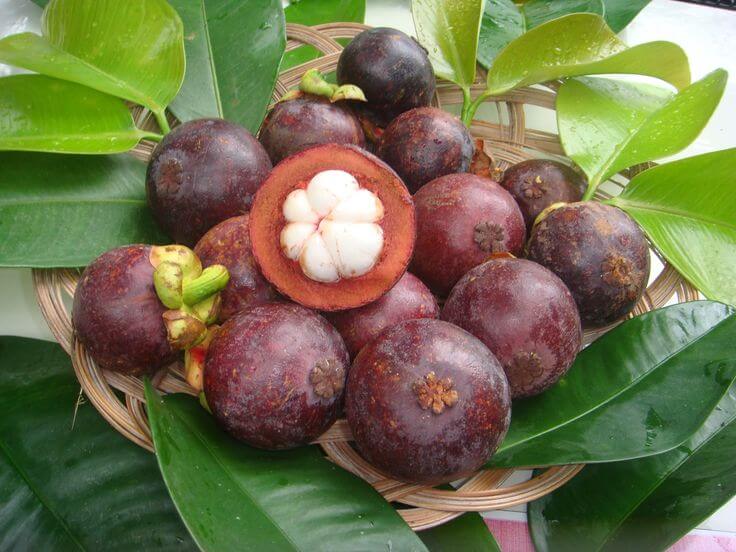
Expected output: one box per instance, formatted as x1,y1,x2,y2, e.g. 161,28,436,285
280,170,385,283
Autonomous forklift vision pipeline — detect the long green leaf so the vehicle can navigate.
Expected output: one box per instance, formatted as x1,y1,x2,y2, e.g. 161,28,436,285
529,382,736,551
0,152,166,267
485,14,690,95
0,0,184,126
558,71,727,196
603,0,651,32
167,0,285,132
412,0,485,89
477,0,604,69
608,149,736,306
0,337,195,550
419,513,500,551
0,75,155,154
144,385,428,552
489,301,736,467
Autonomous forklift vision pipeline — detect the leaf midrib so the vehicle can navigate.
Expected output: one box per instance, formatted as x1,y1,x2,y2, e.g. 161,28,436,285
0,437,85,551
0,130,145,142
498,313,734,456
199,0,224,117
610,198,736,232
0,198,145,207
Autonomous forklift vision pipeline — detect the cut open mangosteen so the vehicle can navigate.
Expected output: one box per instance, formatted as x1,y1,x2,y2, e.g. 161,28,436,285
249,144,415,311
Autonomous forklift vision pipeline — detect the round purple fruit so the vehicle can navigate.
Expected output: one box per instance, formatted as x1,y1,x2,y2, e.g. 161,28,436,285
326,272,439,358
378,107,474,193
146,118,272,246
527,202,650,327
443,258,582,399
345,319,511,485
204,302,349,450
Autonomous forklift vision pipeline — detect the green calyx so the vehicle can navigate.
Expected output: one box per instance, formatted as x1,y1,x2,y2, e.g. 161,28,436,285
294,69,367,103
149,245,229,351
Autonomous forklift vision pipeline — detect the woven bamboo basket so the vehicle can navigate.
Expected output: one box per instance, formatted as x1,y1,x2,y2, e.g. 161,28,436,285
33,23,699,531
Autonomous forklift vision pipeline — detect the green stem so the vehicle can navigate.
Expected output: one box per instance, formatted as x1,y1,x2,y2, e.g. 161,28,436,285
153,109,171,134
182,264,230,306
460,87,472,127
461,88,492,127
142,131,164,143
582,177,601,201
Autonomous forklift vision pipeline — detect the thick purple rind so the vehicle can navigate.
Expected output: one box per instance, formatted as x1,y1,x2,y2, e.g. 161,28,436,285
259,95,366,165
194,215,276,322
442,258,582,399
378,107,474,194
527,202,650,328
345,319,511,485
146,118,272,247
72,245,177,375
204,302,350,450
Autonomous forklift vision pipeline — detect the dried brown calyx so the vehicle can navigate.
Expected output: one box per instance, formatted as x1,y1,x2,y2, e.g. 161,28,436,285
511,351,545,388
310,359,346,399
474,221,506,253
522,175,548,199
602,253,641,302
413,371,459,414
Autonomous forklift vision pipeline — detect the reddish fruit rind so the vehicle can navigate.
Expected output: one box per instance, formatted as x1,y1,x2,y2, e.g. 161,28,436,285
527,202,650,327
411,173,526,296
378,107,474,193
346,319,511,485
146,118,272,246
73,245,177,375
337,27,435,126
259,94,366,165
500,159,587,229
249,144,416,311
204,303,349,450
326,272,439,357
442,258,582,399
194,215,276,322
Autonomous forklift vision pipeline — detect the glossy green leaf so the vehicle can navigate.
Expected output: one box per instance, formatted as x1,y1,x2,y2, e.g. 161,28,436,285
145,385,428,552
0,152,166,267
558,71,727,196
0,75,156,154
281,0,365,71
603,0,651,32
489,301,736,467
0,0,184,128
419,513,500,551
167,0,285,132
477,0,604,68
529,381,736,551
412,0,485,88
0,336,195,550
608,149,736,306
485,14,690,95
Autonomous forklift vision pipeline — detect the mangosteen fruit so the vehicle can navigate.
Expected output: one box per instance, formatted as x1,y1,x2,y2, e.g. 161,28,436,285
500,159,587,230
527,202,650,327
326,272,439,357
249,143,415,311
204,302,350,449
259,70,367,164
337,27,435,130
442,258,582,399
146,118,272,246
411,173,526,296
378,107,474,193
345,318,511,485
73,244,229,376
194,214,276,322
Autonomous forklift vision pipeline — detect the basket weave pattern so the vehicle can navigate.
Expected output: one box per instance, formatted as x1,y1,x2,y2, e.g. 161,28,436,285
33,23,699,531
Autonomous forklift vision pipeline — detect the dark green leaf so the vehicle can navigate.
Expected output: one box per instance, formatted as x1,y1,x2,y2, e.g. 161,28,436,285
558,71,727,196
145,385,428,551
0,0,185,126
489,301,736,467
0,336,195,550
603,0,651,32
419,513,500,551
529,382,736,551
0,152,166,267
608,148,736,306
168,0,286,133
477,0,604,69
0,75,156,154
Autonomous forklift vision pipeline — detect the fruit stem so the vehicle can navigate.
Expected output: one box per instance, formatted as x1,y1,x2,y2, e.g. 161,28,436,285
182,265,230,306
153,109,171,135
299,69,367,103
462,89,492,127
142,131,164,143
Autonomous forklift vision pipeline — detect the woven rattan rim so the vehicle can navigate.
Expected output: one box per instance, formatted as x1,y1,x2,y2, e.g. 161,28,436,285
33,23,700,531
